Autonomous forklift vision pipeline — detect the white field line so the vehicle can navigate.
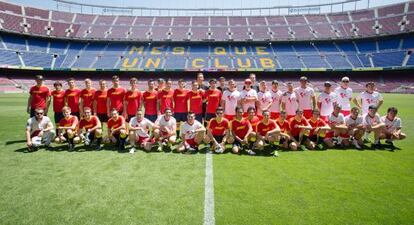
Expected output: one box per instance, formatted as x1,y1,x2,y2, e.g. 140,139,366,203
203,152,215,225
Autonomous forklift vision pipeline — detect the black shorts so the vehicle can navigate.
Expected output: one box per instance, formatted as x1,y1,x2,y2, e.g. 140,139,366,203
146,114,158,123
30,108,36,118
280,136,292,145
71,112,80,119
309,135,319,143
213,135,225,143
205,113,215,122
195,114,203,123
54,112,64,124
174,112,187,122
97,113,108,123
126,114,135,122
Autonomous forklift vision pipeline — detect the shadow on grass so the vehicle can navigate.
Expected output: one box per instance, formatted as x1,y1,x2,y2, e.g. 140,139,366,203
6,139,26,145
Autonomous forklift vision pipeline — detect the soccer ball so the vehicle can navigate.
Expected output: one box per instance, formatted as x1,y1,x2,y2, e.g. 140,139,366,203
215,145,224,153
32,136,42,147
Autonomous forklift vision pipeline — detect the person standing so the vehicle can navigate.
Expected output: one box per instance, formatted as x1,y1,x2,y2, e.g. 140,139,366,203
27,75,50,117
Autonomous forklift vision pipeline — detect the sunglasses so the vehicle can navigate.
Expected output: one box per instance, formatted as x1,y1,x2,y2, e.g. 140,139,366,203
35,112,44,115
343,81,349,83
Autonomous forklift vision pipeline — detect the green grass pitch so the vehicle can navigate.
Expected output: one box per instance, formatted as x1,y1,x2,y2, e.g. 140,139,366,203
0,93,413,225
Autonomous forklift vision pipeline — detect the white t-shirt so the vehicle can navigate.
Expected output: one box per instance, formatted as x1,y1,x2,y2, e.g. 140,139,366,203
334,86,353,111
221,90,240,116
26,116,53,135
240,89,258,112
155,115,177,133
269,89,282,113
345,115,363,127
318,92,337,117
281,91,298,116
363,113,381,126
357,91,383,115
129,117,153,138
381,116,402,133
327,113,345,126
180,120,204,140
257,91,272,116
294,86,315,110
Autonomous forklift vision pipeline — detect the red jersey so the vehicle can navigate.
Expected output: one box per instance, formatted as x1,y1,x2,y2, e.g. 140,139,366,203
94,90,107,114
107,116,125,131
231,118,250,139
257,120,277,136
80,88,96,110
247,116,261,132
107,87,126,112
64,88,81,113
173,89,189,113
142,90,158,115
124,90,142,115
158,89,174,114
187,90,204,114
51,90,65,113
208,118,229,136
289,117,310,136
59,115,78,128
204,89,222,114
29,85,50,109
79,116,99,130
276,120,291,133
308,118,327,136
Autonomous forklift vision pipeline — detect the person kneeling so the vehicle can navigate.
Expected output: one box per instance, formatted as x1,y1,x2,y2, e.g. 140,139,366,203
345,107,365,149
229,106,253,154
177,112,206,153
289,110,312,151
255,110,281,156
379,107,406,148
55,107,80,151
128,110,155,153
153,108,177,152
106,108,127,152
25,108,56,152
307,109,331,150
78,107,103,150
204,107,231,154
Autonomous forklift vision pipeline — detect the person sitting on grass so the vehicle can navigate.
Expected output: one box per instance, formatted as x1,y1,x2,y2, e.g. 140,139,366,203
55,106,80,151
363,105,386,149
379,107,406,147
255,110,281,156
204,107,231,154
229,106,253,154
345,107,365,149
177,112,206,153
324,104,348,148
77,107,102,150
106,108,127,152
25,108,55,152
276,111,296,151
289,109,312,151
128,109,155,154
306,109,331,150
153,108,177,152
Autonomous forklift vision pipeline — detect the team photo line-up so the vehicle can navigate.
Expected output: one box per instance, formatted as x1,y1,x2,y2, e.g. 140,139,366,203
26,72,406,156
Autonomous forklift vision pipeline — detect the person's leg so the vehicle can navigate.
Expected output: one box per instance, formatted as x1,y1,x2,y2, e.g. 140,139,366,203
42,130,56,146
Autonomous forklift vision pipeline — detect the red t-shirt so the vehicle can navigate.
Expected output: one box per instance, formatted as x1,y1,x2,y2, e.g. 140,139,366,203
308,118,327,136
79,116,99,130
208,118,229,136
231,118,250,139
187,90,204,114
158,89,174,114
51,90,65,113
142,90,158,115
289,117,310,137
107,116,125,131
80,88,96,110
29,85,50,109
59,115,78,128
204,89,222,114
173,89,189,113
247,116,261,132
107,87,126,112
64,88,81,113
125,90,142,115
257,120,277,136
276,120,291,133
94,90,107,114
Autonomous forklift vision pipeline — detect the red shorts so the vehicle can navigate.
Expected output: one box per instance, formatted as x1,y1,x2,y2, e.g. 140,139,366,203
137,136,152,145
325,131,334,139
185,138,198,147
341,110,351,117
303,109,312,119
30,130,41,138
224,114,235,121
270,112,280,120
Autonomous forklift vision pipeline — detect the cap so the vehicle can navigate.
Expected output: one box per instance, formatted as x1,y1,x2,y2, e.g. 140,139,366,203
368,105,377,110
300,76,308,81
341,77,350,82
324,81,332,87
272,80,279,85
35,75,44,80
244,79,252,84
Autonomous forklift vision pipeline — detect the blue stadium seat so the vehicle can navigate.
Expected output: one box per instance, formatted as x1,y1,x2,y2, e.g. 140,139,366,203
378,38,401,51
0,49,21,66
372,51,405,67
355,40,377,53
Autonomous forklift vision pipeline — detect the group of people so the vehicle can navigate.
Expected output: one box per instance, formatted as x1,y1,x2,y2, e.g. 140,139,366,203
25,73,406,156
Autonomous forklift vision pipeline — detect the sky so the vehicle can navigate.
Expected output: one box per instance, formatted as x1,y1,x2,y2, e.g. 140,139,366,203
6,0,409,16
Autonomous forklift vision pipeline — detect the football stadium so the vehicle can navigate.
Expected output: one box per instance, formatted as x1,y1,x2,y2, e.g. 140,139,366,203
0,0,413,224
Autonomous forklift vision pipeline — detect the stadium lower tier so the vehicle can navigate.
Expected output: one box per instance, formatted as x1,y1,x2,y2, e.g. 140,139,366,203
0,32,414,71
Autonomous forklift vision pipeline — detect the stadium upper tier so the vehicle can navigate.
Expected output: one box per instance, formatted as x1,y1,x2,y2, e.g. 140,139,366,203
0,1,413,42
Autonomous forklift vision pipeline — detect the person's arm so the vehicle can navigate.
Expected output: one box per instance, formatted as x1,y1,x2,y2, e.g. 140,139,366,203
312,95,317,110
353,95,362,109
43,121,54,133
25,127,32,146
93,99,98,116
79,96,84,116
123,98,128,119
45,95,51,116
27,95,32,114
106,97,111,117
377,99,384,110
90,118,101,132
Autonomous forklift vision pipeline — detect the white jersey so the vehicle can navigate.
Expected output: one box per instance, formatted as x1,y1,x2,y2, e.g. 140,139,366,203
257,91,272,116
281,91,298,116
363,113,381,126
381,116,402,133
155,115,177,133
345,115,363,127
294,86,315,110
318,92,337,117
240,89,258,112
357,91,383,115
129,117,153,138
269,89,282,113
26,116,53,135
334,86,353,111
180,120,204,140
221,90,240,115
327,113,345,126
